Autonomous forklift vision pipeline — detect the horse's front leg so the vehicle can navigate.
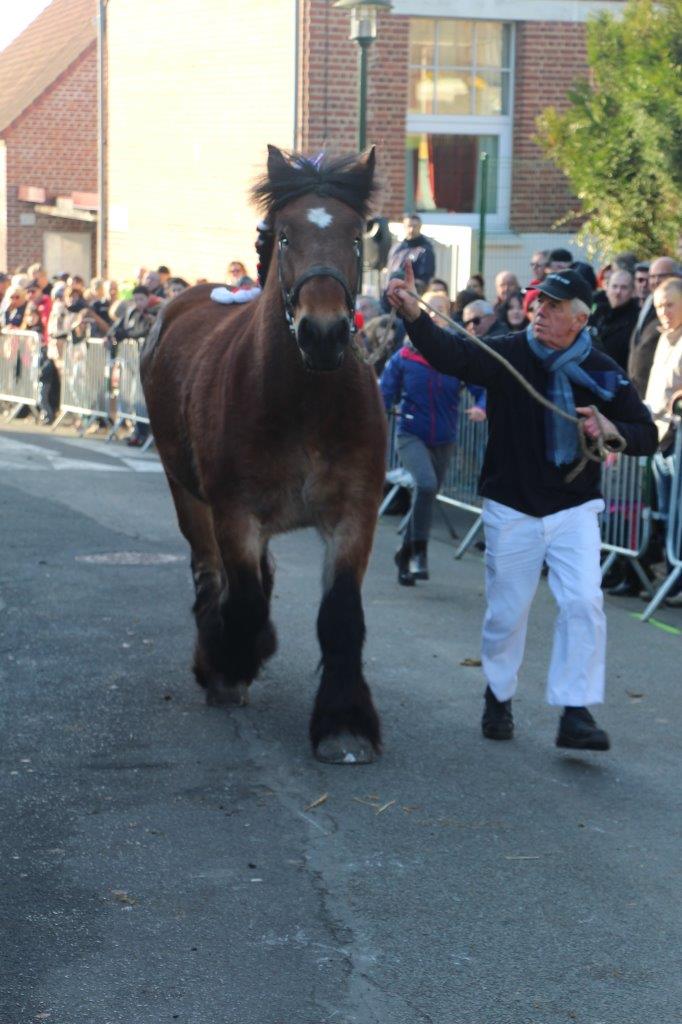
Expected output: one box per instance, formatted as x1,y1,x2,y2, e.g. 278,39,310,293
207,507,277,706
312,515,381,763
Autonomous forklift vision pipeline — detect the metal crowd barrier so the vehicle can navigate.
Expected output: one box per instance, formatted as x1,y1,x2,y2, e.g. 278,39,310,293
437,388,488,558
0,328,43,418
381,389,682,621
641,424,682,621
53,335,110,427
107,338,152,449
377,411,413,519
0,328,152,444
379,386,487,556
599,453,655,597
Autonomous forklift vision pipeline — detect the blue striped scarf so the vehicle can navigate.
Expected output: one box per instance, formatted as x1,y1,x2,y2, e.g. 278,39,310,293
526,325,620,466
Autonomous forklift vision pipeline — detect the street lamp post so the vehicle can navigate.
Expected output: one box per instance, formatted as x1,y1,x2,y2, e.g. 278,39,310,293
333,0,392,152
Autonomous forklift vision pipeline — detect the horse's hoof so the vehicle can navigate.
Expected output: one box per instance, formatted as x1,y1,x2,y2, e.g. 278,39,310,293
314,733,377,765
206,682,249,707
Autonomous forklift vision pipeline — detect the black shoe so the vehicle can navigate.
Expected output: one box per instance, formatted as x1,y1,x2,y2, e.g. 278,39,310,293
409,544,429,580
606,578,641,597
394,547,415,587
481,685,514,740
556,707,610,751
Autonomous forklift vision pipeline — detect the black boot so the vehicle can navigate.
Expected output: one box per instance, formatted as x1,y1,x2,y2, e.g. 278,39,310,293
606,561,641,597
556,707,610,751
410,540,429,580
481,685,514,740
394,542,415,587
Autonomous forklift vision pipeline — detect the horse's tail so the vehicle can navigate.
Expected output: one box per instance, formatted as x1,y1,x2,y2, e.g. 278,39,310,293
140,304,166,380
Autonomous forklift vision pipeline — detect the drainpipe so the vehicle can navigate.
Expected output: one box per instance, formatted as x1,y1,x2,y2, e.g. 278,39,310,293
97,0,107,277
293,0,300,149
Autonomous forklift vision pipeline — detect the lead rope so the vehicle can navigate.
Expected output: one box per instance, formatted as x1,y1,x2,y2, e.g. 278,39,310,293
402,289,626,482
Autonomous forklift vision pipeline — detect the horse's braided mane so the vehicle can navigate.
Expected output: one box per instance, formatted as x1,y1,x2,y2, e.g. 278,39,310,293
251,149,377,220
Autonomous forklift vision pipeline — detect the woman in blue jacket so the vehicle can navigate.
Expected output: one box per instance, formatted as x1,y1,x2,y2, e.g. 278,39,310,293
380,293,486,585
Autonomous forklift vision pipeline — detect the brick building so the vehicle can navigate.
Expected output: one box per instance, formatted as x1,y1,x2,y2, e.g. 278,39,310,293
0,0,98,279
0,0,627,286
102,0,624,289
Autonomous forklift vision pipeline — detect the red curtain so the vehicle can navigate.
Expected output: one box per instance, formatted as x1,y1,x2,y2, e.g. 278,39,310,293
427,135,478,212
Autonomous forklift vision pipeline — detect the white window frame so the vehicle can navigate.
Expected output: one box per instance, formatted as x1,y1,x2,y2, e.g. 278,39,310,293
405,21,515,231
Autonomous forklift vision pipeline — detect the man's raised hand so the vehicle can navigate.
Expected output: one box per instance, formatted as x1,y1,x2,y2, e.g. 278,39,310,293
385,259,421,322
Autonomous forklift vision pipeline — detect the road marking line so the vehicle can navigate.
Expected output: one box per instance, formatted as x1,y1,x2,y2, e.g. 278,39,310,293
50,457,126,472
121,458,163,473
0,434,158,473
630,612,682,635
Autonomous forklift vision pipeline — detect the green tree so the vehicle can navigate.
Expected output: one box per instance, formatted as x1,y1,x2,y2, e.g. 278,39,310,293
537,0,682,256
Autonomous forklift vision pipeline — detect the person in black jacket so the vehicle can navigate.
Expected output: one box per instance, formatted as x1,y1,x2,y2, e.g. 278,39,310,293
387,263,658,753
385,215,435,294
590,268,639,372
627,256,681,397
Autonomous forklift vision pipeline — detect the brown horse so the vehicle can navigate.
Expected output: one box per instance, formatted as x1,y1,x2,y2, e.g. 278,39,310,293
140,147,387,763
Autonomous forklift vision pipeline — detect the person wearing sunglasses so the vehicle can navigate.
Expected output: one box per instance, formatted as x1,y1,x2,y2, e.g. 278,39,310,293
462,300,506,341
529,250,549,286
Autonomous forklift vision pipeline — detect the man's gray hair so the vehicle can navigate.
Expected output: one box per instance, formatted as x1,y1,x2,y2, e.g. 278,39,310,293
464,299,494,317
570,297,591,317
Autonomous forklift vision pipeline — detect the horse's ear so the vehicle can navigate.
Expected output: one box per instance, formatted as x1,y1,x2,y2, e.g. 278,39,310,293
357,146,376,177
267,145,290,177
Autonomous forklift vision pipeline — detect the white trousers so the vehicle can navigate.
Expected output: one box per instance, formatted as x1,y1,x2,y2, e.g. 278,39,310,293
481,497,606,707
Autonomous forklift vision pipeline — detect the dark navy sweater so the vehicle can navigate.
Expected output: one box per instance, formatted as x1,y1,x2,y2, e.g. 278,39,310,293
406,313,658,517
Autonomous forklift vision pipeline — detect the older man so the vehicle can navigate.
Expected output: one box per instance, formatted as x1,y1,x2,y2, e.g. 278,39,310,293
590,268,639,371
462,299,506,341
387,262,657,752
645,280,682,502
628,256,682,396
494,270,520,313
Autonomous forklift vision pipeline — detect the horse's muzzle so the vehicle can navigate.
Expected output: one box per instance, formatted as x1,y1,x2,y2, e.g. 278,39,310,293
296,314,350,372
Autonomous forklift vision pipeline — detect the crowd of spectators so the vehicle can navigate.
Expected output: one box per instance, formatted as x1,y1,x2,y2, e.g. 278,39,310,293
0,262,195,438
367,218,682,596
1,235,680,565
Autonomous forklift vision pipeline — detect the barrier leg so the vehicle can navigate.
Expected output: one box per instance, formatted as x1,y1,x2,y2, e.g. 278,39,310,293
436,500,459,540
378,482,401,518
50,410,68,430
453,514,484,559
629,557,655,597
106,415,126,442
600,551,618,579
5,402,27,422
140,433,155,453
640,565,682,622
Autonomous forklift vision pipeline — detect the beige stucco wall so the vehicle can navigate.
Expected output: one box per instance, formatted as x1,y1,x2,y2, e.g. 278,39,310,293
105,0,297,283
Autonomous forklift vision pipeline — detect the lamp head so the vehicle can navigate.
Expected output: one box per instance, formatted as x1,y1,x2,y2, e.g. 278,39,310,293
333,0,392,42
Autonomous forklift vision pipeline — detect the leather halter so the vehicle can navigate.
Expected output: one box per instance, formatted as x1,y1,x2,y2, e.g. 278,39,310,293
277,237,362,338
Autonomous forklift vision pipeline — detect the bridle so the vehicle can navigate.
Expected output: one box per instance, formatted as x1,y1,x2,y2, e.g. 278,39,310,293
277,233,362,338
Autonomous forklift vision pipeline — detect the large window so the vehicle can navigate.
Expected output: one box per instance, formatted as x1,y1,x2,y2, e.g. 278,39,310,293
406,19,513,226
409,20,512,117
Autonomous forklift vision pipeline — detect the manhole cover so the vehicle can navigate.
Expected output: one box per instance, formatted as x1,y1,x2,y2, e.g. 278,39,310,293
76,552,185,565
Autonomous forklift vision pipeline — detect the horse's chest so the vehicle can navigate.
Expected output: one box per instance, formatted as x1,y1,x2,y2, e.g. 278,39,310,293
261,446,341,532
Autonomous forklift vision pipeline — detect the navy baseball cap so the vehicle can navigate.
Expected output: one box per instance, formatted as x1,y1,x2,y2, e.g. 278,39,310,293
535,269,593,308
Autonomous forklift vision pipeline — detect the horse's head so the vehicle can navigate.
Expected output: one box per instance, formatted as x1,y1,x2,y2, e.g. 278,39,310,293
253,146,377,372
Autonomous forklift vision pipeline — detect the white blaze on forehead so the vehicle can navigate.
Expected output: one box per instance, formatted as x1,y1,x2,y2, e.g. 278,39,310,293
307,206,333,229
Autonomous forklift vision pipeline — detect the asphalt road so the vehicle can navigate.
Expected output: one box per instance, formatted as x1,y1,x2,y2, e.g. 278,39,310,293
1,421,681,1024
